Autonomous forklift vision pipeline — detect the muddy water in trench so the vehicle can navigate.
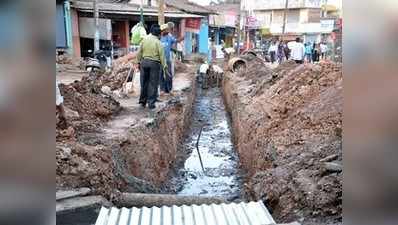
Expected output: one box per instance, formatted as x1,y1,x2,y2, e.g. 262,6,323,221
169,87,242,200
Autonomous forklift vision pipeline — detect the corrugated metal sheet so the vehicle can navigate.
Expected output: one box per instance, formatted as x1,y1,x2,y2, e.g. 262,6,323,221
95,201,276,225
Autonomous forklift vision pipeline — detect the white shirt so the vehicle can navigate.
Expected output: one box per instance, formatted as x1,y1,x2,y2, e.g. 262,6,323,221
320,43,328,53
289,41,305,60
268,43,278,53
199,63,209,73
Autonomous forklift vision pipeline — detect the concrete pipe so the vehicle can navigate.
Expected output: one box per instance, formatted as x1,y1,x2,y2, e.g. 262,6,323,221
228,57,247,73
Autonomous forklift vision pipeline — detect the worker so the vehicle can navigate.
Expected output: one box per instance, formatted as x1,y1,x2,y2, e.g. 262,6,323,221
289,37,305,64
135,24,167,109
56,81,67,129
159,23,184,95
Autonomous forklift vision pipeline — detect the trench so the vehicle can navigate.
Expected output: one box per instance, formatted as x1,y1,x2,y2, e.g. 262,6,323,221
167,84,242,201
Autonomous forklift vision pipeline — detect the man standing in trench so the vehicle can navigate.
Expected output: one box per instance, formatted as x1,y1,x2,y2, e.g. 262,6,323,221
135,24,167,109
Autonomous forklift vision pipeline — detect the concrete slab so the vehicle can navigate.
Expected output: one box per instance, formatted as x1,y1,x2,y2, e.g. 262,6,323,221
56,187,91,201
56,195,112,215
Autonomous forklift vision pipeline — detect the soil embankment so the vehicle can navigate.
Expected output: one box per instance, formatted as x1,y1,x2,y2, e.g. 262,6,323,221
223,60,342,224
56,63,197,198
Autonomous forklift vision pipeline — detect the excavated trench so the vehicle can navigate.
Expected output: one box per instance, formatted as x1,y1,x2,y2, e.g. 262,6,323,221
166,85,243,201
57,68,245,225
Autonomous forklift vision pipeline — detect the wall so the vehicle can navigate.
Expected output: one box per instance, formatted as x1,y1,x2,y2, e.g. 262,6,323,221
56,2,67,48
71,9,81,58
242,0,321,11
198,20,209,56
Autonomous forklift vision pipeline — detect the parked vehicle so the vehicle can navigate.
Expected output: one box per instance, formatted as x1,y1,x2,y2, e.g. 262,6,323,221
85,50,111,76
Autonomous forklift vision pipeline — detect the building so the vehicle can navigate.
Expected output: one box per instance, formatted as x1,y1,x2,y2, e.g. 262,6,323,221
66,0,214,59
241,0,333,44
56,0,73,54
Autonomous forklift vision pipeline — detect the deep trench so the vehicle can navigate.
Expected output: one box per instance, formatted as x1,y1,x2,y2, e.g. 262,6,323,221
167,84,243,201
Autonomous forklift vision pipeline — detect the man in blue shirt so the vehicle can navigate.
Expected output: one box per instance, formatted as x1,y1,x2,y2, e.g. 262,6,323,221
159,24,177,94
305,42,313,63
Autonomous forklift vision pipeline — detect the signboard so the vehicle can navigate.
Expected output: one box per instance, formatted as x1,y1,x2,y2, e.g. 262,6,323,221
186,18,201,33
79,17,112,40
321,19,335,29
246,15,259,29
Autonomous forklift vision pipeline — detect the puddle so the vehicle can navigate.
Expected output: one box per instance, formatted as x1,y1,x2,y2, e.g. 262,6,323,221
169,87,242,200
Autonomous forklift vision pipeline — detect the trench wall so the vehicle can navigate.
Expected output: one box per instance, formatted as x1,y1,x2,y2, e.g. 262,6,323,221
116,74,197,189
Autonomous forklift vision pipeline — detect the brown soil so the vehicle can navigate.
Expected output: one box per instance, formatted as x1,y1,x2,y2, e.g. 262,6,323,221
56,63,197,199
223,60,342,224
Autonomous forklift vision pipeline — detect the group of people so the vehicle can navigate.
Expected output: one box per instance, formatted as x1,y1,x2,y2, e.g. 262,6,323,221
133,22,183,109
267,38,329,64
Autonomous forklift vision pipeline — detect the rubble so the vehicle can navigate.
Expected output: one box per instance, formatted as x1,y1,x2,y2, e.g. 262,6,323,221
223,60,342,224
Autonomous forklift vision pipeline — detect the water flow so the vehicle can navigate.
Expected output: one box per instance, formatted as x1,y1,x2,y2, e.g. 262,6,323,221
171,87,241,200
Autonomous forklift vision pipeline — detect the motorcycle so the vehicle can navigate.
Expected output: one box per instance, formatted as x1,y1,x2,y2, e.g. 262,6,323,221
85,50,111,76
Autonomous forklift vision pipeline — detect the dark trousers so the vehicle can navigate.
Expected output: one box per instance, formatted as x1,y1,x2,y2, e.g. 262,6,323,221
294,59,304,64
139,59,161,106
160,60,172,93
270,51,276,63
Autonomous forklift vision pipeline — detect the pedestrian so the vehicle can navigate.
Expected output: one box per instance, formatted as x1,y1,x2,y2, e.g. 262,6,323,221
277,41,285,64
305,42,313,63
176,40,184,62
135,24,167,109
320,42,328,60
283,41,290,60
289,37,305,64
312,43,320,62
268,40,278,64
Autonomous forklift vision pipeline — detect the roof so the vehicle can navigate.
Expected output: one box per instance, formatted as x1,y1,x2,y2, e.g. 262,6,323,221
209,3,239,14
165,0,215,15
95,201,276,225
72,0,208,18
71,1,204,18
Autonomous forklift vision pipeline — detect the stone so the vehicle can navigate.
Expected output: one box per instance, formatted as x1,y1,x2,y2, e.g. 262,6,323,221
278,222,301,225
64,106,80,120
323,161,343,172
101,86,112,95
320,154,339,162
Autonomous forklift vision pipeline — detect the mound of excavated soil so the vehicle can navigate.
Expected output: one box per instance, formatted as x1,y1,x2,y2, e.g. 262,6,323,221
223,60,342,224
57,76,123,196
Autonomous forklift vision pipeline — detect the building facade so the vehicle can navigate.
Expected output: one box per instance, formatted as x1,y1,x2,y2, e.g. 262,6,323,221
65,0,213,59
241,0,333,43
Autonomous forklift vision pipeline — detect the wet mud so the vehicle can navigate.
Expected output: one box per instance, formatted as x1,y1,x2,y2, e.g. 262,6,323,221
167,87,242,201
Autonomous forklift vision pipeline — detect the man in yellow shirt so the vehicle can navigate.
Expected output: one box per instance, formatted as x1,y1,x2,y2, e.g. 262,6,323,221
135,24,167,109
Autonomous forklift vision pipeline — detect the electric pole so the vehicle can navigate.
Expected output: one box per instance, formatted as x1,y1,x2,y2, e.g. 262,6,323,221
281,0,289,40
158,0,165,25
236,12,241,54
93,0,100,51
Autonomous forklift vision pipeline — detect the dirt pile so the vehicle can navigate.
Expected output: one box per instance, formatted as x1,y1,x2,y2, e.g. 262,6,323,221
58,79,121,134
57,75,123,196
175,60,188,73
223,60,342,224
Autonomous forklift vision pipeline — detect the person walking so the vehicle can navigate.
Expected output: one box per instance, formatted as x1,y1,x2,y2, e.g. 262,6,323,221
135,24,167,109
305,42,313,63
283,41,290,60
277,41,285,64
268,40,278,64
289,37,305,64
312,43,320,62
320,42,328,60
